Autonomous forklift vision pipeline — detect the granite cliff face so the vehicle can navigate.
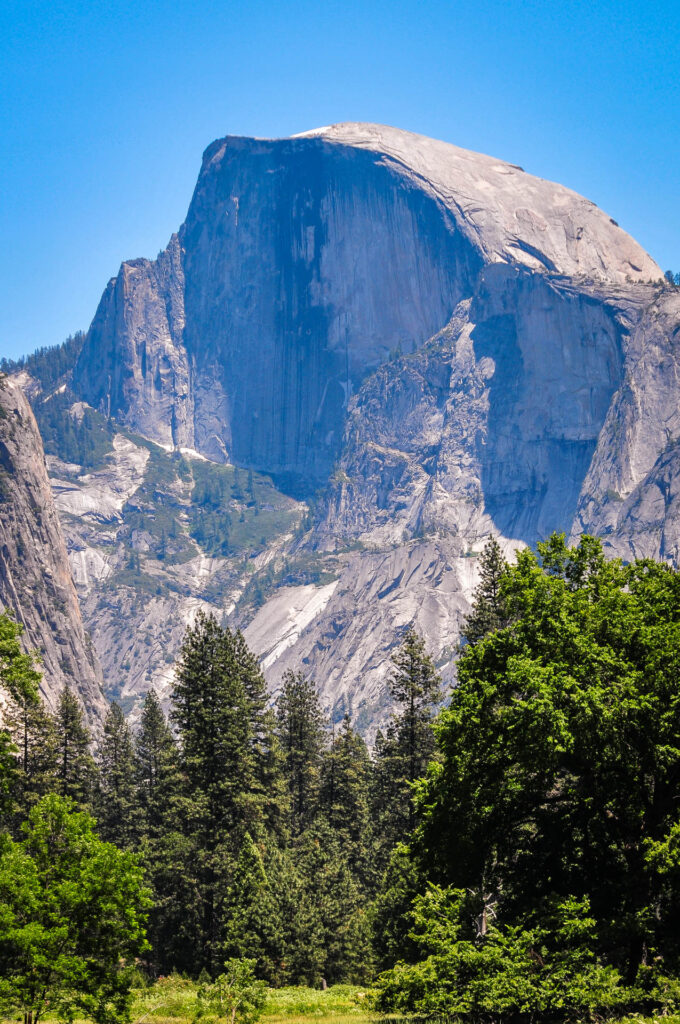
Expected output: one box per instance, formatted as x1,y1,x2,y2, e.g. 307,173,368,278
0,377,107,727
73,124,659,494
22,123,680,734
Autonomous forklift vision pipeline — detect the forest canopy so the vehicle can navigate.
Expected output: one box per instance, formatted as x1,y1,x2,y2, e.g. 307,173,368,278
3,535,680,1023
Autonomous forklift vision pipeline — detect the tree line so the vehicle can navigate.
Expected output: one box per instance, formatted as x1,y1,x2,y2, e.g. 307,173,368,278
0,606,441,1009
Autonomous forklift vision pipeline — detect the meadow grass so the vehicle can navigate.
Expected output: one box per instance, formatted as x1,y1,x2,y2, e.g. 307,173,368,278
127,976,372,1024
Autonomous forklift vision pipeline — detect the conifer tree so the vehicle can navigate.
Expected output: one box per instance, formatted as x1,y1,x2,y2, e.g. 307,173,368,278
318,714,374,891
372,628,441,852
222,833,285,983
171,612,258,971
0,611,42,818
135,689,182,837
95,702,140,847
55,686,96,810
276,671,326,835
461,535,510,645
134,689,189,974
172,613,256,839
256,709,290,844
7,698,58,828
231,630,288,837
295,820,373,984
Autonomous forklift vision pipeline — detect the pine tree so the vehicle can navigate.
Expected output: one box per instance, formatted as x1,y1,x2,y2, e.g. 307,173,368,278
230,630,287,838
0,611,42,818
256,709,290,844
171,612,258,972
372,628,441,854
135,689,182,838
318,714,374,891
222,833,285,983
95,702,140,847
55,686,96,810
295,820,373,984
172,613,256,839
461,535,510,645
7,698,58,828
133,689,188,974
276,671,326,836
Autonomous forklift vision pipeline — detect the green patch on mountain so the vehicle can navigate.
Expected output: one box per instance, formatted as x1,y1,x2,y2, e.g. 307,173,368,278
187,461,302,558
34,391,115,470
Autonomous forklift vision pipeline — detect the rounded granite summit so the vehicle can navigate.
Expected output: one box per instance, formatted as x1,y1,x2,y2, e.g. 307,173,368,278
290,122,661,283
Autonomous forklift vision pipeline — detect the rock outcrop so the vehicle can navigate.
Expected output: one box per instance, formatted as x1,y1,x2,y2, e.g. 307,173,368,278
0,377,107,726
20,122,680,735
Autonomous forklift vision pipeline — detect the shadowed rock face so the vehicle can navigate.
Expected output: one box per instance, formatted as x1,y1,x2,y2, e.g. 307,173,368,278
470,266,625,543
182,138,482,491
0,378,107,728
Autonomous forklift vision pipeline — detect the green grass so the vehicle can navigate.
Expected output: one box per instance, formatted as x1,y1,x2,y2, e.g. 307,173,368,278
125,977,372,1024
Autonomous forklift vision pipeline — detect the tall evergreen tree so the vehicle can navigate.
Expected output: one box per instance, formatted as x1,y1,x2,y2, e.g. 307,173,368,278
7,698,58,829
231,631,288,839
135,689,182,837
318,714,374,891
276,671,326,836
171,612,258,972
462,535,510,645
55,686,96,810
222,833,285,983
95,702,140,848
295,820,373,984
372,628,441,857
133,689,189,974
0,612,42,818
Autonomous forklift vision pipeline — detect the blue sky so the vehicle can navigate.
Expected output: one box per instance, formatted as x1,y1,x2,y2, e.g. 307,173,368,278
1,0,679,360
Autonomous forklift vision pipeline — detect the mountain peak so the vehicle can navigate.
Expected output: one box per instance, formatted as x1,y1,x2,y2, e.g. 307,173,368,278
285,122,660,283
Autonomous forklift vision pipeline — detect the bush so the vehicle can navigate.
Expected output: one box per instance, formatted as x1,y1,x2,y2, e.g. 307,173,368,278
374,887,630,1022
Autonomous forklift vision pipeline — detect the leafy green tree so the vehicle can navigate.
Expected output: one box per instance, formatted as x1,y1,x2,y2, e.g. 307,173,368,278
415,534,680,985
0,794,150,1024
196,958,267,1024
374,887,628,1021
461,535,510,645
276,671,326,836
95,702,141,848
55,685,97,809
0,612,41,815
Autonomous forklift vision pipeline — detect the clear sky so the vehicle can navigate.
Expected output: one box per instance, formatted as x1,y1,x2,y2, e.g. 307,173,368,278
1,0,679,361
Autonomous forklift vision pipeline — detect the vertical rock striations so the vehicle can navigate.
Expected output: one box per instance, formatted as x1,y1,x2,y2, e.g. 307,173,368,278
0,377,107,727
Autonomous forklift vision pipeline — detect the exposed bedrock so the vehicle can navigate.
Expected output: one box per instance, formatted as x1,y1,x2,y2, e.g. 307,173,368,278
0,378,107,727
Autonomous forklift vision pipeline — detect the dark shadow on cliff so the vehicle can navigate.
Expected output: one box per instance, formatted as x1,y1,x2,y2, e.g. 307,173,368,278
471,267,623,545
